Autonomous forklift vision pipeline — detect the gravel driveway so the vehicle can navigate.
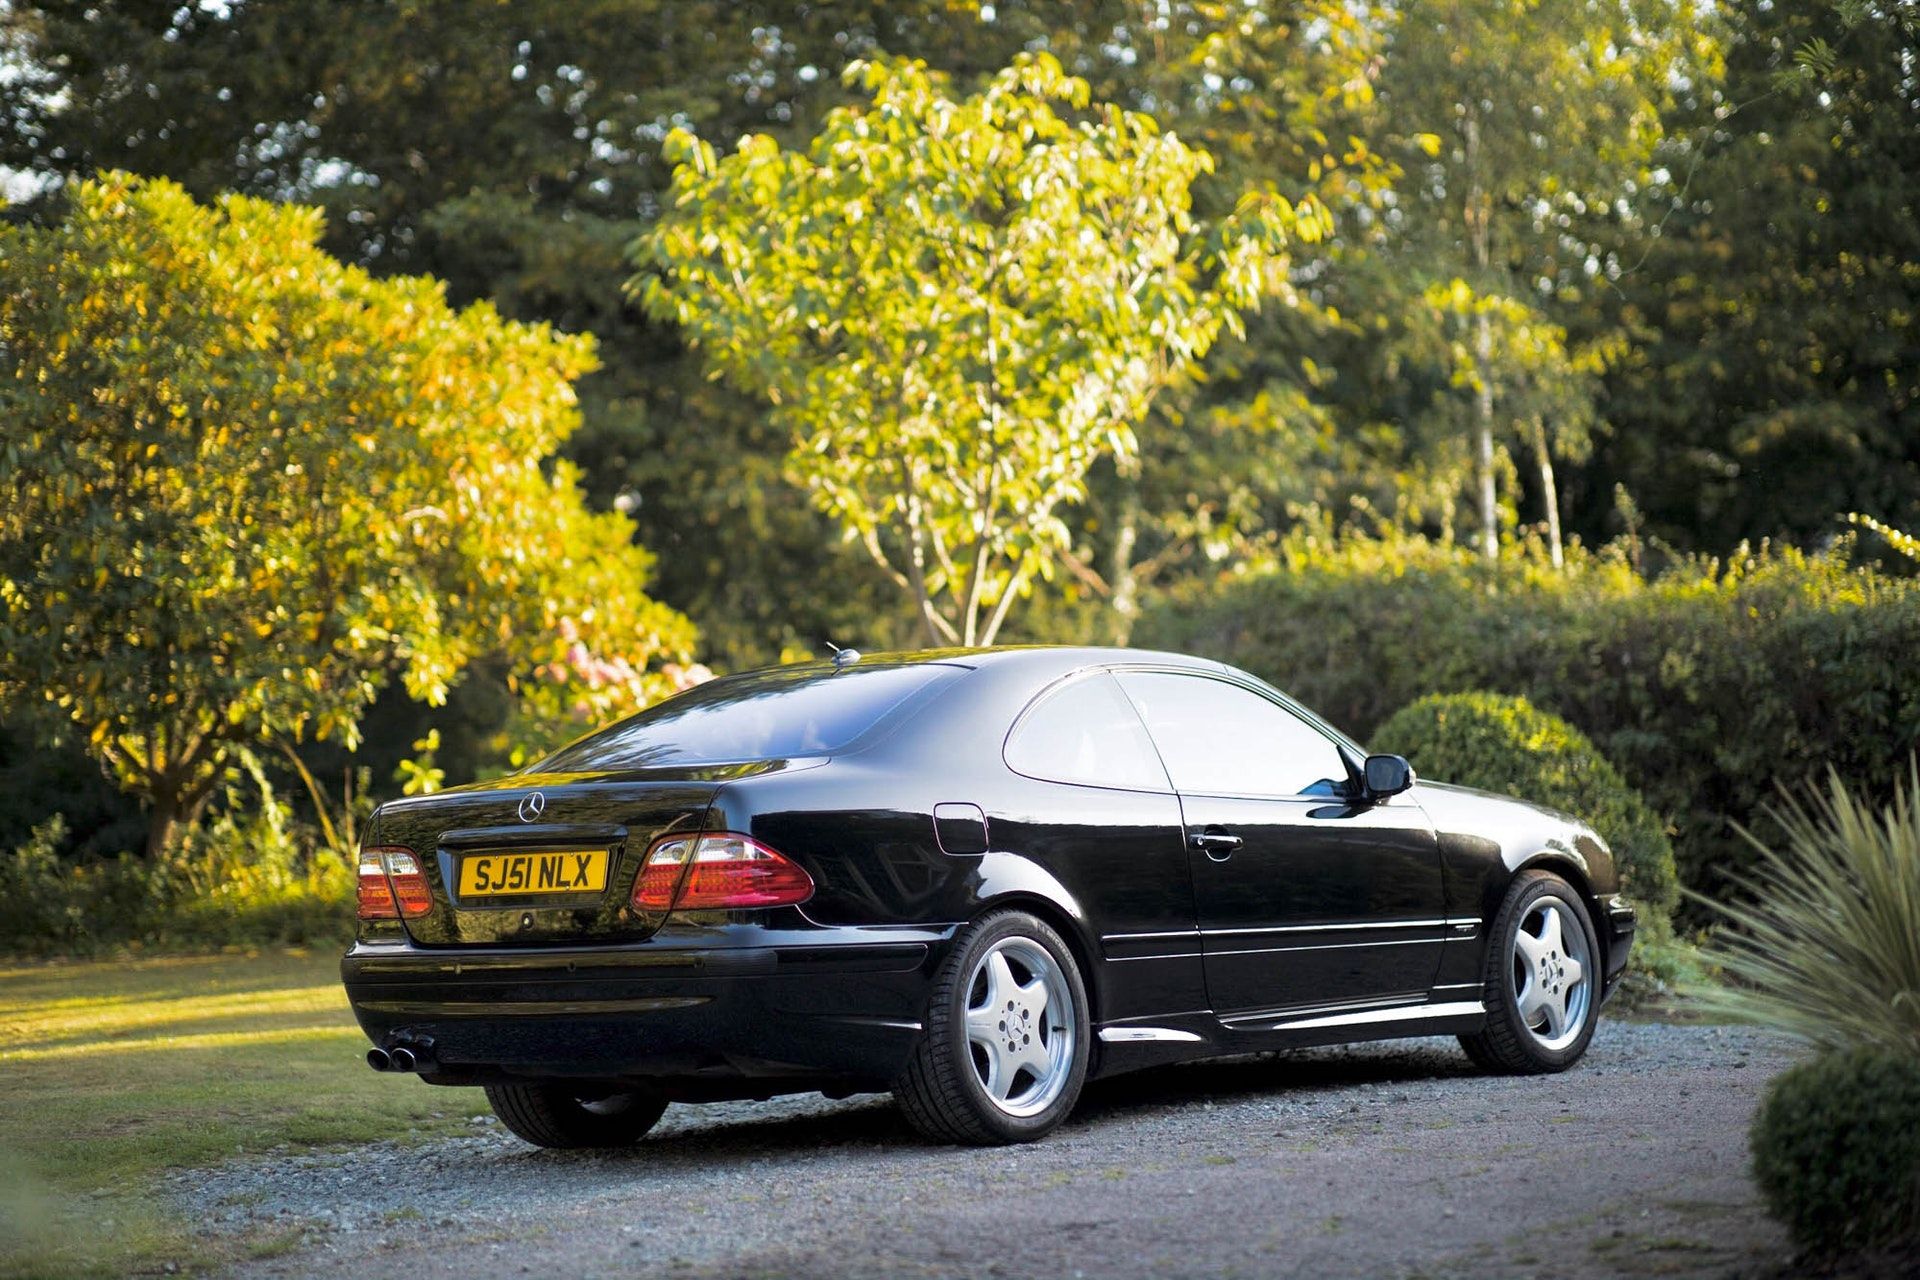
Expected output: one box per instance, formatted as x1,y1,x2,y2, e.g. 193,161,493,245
177,1021,1796,1279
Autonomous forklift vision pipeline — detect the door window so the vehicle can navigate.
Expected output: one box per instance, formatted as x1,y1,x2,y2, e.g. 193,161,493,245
1004,673,1171,792
1116,672,1349,798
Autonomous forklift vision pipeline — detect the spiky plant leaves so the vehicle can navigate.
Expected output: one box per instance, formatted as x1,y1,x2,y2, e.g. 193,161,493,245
1692,766,1920,1056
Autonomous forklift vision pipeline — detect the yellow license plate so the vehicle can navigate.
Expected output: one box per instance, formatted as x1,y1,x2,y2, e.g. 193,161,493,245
457,849,611,899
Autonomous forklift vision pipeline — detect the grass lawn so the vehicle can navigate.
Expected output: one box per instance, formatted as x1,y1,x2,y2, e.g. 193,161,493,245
0,950,487,1279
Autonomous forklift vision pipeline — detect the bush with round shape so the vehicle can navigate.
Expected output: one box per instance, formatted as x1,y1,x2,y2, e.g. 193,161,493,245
1371,692,1679,920
1750,1047,1920,1254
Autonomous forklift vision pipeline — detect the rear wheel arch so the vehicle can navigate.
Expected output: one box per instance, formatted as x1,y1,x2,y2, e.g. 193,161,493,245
973,891,1103,1025
895,906,1093,1143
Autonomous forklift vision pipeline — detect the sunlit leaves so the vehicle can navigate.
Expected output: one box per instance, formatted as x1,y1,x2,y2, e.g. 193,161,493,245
638,53,1302,645
1848,514,1920,563
0,175,694,851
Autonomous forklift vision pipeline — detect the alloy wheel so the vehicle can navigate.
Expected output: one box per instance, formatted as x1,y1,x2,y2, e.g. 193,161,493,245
1510,897,1592,1052
962,936,1076,1118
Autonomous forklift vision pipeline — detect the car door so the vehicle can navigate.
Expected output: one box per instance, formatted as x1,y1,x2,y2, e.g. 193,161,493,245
1114,670,1447,1021
998,671,1204,1024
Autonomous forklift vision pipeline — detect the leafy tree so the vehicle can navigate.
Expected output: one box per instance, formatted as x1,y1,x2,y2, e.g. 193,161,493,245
1422,279,1611,565
639,54,1311,645
1029,0,1403,640
0,174,694,856
1377,0,1711,557
1588,0,1920,549
0,1,1409,655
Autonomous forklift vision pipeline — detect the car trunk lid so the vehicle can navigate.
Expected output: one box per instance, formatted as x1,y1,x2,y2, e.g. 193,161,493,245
369,767,747,947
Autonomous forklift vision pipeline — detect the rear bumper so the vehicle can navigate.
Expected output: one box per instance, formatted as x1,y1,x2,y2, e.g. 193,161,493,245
342,924,951,1090
1598,894,1637,1004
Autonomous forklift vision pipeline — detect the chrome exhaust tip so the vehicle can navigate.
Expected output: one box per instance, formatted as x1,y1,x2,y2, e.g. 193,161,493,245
388,1046,418,1073
366,1047,393,1072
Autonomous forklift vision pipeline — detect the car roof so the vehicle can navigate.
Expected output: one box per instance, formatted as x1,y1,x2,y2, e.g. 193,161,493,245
759,645,1235,681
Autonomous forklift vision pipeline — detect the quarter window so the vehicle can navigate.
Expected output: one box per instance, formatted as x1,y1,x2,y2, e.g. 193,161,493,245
1004,673,1170,792
1115,672,1349,798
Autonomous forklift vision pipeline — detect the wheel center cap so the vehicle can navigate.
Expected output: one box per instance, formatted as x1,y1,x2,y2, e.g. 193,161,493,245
1003,1002,1033,1052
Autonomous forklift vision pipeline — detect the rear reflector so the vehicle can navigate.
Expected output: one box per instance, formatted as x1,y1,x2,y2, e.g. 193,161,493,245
357,846,433,920
632,832,813,912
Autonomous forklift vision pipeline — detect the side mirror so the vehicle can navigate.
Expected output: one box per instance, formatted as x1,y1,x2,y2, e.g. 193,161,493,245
1363,753,1415,800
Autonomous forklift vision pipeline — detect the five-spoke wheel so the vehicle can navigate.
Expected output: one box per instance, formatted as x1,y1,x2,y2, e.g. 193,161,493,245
1511,895,1592,1052
1460,869,1603,1073
962,936,1077,1118
894,911,1090,1144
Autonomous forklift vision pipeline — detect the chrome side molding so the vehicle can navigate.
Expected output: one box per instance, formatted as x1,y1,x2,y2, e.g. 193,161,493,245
1098,1026,1206,1044
1260,1000,1485,1033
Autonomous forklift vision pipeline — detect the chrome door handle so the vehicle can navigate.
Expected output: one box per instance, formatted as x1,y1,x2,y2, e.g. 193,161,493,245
1190,829,1243,859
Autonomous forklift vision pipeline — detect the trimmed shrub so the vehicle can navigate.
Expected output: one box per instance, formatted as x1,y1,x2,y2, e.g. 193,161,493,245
1372,692,1679,919
1137,529,1920,912
1751,1047,1920,1253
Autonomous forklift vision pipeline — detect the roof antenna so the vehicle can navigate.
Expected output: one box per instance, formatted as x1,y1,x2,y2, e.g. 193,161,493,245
823,639,862,669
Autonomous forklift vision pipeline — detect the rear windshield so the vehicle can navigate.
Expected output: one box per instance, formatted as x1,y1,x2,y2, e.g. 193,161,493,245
532,662,967,772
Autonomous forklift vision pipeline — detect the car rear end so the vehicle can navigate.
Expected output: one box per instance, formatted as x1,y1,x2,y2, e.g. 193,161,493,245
341,659,969,1098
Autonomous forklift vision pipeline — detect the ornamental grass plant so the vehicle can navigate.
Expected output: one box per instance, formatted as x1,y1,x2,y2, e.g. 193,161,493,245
1695,767,1920,1055
1695,767,1920,1254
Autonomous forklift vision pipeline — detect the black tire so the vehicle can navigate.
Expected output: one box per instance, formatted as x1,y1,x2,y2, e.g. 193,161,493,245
1459,869,1604,1074
893,910,1091,1146
482,1082,668,1149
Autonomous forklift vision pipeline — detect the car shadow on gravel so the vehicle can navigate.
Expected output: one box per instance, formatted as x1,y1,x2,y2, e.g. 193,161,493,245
1075,1042,1478,1120
486,1040,1480,1172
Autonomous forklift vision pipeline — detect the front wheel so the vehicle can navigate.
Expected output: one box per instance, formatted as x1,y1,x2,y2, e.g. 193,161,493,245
1459,870,1602,1074
893,910,1090,1145
483,1082,668,1149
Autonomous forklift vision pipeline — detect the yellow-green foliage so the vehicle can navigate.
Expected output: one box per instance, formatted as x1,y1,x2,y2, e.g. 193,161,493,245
1750,1047,1920,1253
1138,528,1920,909
1373,692,1678,919
0,174,695,856
1849,513,1920,563
639,53,1314,647
1696,769,1920,1056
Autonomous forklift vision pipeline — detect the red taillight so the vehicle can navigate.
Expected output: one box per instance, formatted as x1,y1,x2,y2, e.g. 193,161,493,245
357,850,398,920
631,833,813,912
357,846,433,921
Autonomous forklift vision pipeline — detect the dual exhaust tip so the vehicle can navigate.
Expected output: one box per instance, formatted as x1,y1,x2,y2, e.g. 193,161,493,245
366,1038,433,1073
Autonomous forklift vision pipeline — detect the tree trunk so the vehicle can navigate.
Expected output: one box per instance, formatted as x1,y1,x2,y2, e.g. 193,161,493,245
1107,475,1142,647
1474,305,1498,561
1464,109,1499,562
145,791,180,861
1532,416,1564,569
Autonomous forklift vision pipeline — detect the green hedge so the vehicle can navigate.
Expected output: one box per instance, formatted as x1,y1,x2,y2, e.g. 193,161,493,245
0,795,353,957
1137,532,1920,910
1371,693,1679,919
1751,1047,1920,1253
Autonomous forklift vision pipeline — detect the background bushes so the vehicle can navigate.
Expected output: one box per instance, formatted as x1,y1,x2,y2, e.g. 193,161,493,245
1371,692,1679,919
1750,1047,1920,1253
0,774,352,956
1138,530,1920,910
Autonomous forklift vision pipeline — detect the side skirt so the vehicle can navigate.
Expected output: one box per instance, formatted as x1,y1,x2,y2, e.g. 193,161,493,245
1090,998,1489,1079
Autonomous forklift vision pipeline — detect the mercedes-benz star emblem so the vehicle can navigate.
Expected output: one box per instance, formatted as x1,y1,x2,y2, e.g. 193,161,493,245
516,791,546,823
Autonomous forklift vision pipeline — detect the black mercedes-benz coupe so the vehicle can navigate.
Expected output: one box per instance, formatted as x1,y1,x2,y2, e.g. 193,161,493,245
345,647,1636,1146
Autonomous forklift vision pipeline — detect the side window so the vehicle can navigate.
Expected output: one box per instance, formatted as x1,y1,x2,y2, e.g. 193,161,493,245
1115,672,1349,798
1004,673,1171,793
